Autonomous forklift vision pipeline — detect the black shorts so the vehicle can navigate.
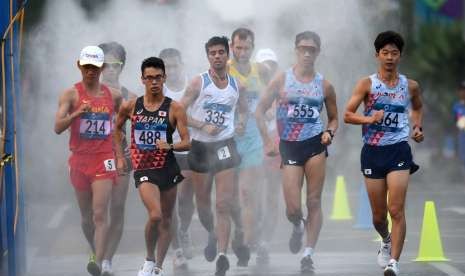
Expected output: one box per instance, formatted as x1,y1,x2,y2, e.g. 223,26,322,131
133,162,184,190
188,138,241,173
279,133,327,166
175,153,190,171
361,141,419,179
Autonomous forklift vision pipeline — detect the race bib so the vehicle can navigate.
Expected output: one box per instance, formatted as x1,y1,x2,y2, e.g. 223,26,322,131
203,103,232,127
217,146,231,160
79,113,111,139
371,104,407,132
287,104,319,123
103,159,116,172
134,122,167,150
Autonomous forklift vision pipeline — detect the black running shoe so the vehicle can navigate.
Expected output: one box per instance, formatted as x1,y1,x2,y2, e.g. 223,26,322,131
204,232,217,262
231,229,244,258
300,256,314,274
215,255,230,276
289,222,304,254
86,254,101,276
235,245,250,267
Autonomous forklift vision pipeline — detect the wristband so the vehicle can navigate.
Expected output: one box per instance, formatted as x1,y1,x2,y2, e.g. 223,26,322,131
413,125,423,132
325,129,335,139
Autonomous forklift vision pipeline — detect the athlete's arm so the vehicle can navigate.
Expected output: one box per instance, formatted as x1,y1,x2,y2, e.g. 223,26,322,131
409,79,424,143
344,77,384,125
110,87,123,114
114,99,134,174
235,83,248,136
181,76,204,129
322,80,338,145
54,88,88,134
160,102,190,151
255,72,283,155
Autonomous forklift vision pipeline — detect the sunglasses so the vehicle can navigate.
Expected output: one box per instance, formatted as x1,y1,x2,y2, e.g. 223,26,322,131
104,61,123,69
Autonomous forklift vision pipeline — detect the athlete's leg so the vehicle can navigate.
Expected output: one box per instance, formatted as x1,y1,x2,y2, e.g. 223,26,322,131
230,170,243,234
365,178,389,239
90,179,113,264
192,172,214,232
282,165,305,227
386,170,409,260
215,168,235,253
303,152,326,248
239,166,261,246
156,185,178,268
104,174,129,261
138,182,162,261
178,170,195,233
73,188,95,253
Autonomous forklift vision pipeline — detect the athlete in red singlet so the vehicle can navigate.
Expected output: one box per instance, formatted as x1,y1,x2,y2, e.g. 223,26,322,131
54,46,122,276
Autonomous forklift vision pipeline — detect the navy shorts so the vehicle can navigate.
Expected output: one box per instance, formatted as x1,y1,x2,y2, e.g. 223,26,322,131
361,141,419,179
279,132,327,166
188,138,241,173
133,161,184,190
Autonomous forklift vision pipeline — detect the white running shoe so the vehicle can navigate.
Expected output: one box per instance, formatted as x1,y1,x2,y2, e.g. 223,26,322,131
153,267,163,276
179,230,194,259
137,260,156,276
173,248,188,270
384,259,399,276
101,259,113,276
377,240,391,268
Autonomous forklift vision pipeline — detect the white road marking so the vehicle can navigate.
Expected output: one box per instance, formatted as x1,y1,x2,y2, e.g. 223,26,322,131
443,207,465,215
430,263,465,276
47,204,71,229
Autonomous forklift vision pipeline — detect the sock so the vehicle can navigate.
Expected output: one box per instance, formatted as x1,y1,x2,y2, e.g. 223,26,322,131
146,258,156,264
303,247,314,257
383,233,391,244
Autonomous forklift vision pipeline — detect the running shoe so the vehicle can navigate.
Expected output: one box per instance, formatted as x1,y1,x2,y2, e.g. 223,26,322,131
256,243,270,266
101,259,113,276
153,267,164,276
137,260,156,276
384,259,399,276
215,255,230,276
204,231,217,262
300,255,314,273
86,254,101,276
377,240,391,268
289,220,304,254
179,230,194,259
173,248,188,270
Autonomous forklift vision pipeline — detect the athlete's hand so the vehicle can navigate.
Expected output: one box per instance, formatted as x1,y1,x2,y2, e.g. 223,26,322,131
156,140,171,151
264,138,279,157
235,123,245,136
72,102,91,118
116,156,128,176
370,110,384,124
202,124,223,136
411,126,424,143
321,132,332,146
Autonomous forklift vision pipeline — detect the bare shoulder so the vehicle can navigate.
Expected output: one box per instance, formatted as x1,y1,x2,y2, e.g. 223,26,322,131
59,86,78,104
170,100,185,113
121,97,137,113
354,76,372,93
109,87,123,101
408,78,421,92
189,75,202,90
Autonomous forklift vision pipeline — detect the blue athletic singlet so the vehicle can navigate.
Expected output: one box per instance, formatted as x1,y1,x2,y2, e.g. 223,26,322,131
362,73,410,146
276,68,324,142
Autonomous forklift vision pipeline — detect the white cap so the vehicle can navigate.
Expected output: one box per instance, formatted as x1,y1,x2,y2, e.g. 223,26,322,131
255,48,278,63
79,46,104,67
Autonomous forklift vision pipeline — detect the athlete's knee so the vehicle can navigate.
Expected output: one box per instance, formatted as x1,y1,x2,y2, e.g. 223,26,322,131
216,197,232,216
388,204,405,221
306,197,322,212
148,210,162,226
93,209,107,226
159,216,172,231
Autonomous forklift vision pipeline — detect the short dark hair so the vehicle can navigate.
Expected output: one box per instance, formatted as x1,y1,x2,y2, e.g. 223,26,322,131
374,31,404,53
205,36,229,55
159,48,182,62
295,31,321,49
141,57,165,75
98,41,126,65
231,28,254,45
